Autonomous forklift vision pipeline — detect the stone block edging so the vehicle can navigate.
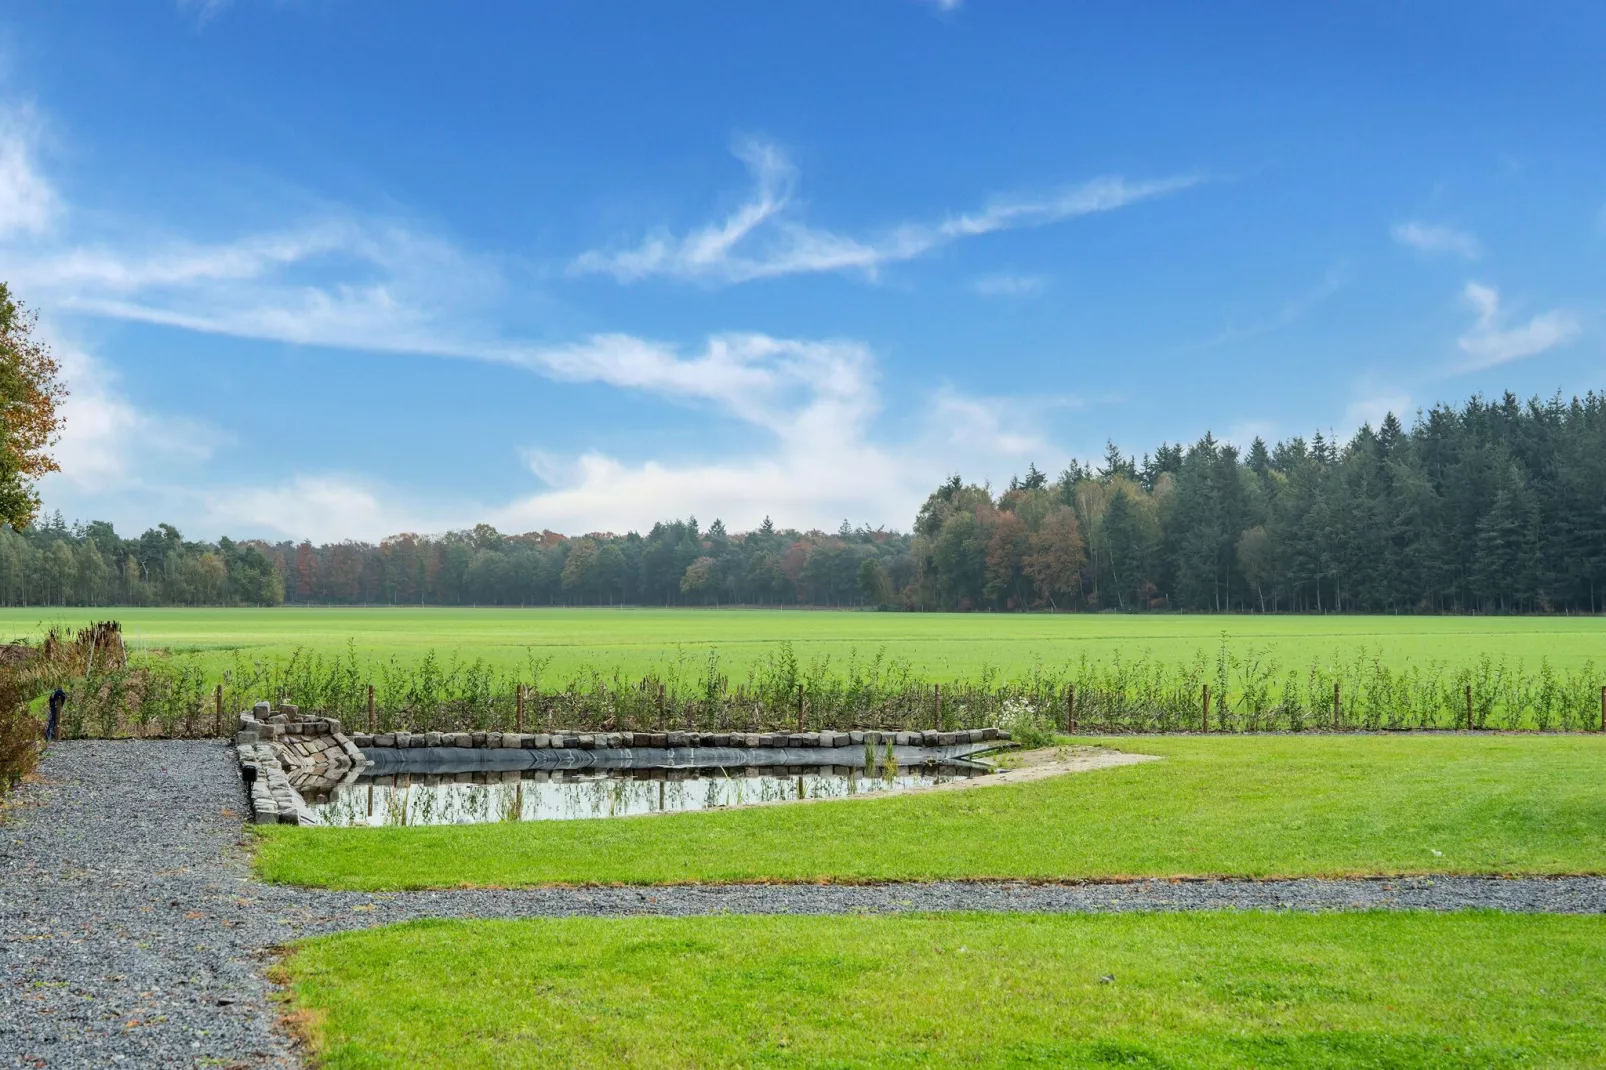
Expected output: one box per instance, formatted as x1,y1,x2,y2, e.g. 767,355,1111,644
349,727,1009,752
234,702,370,826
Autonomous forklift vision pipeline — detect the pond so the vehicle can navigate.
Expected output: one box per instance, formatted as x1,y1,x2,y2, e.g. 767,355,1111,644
305,763,986,827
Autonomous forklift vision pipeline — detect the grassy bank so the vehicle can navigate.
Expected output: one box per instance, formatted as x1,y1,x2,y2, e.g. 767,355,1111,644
282,911,1606,1068
257,735,1606,889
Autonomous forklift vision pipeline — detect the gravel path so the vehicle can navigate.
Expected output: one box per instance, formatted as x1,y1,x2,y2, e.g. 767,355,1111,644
5,741,1606,1068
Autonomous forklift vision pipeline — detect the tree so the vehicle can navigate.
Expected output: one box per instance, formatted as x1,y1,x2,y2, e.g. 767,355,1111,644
1023,506,1086,609
592,543,627,603
0,284,66,528
1102,487,1148,610
680,556,716,600
560,538,597,601
857,558,891,606
1235,525,1272,613
983,510,1029,606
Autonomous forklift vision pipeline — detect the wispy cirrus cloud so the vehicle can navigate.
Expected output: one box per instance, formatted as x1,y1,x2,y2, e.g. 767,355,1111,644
1456,281,1580,370
10,215,510,362
569,138,1200,286
1391,220,1482,260
3,105,1058,539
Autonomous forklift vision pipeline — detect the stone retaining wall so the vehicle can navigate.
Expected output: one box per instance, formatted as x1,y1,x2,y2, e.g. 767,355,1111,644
235,702,368,826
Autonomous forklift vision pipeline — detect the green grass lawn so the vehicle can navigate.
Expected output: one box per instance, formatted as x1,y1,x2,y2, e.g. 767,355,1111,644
257,735,1606,890
3,605,1603,678
283,911,1606,1068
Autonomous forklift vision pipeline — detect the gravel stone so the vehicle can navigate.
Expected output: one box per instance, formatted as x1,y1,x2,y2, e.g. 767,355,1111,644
6,740,1606,1067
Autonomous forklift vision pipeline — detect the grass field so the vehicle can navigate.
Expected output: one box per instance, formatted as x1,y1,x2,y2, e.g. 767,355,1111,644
3,606,1603,678
257,735,1606,890
283,912,1606,1068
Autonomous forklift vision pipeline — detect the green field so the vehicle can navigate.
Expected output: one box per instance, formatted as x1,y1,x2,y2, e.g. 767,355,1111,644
3,606,1602,678
284,912,1606,1068
257,735,1606,890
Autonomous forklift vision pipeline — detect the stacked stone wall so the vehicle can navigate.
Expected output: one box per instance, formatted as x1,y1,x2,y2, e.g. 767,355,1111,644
235,702,369,825
350,727,1008,752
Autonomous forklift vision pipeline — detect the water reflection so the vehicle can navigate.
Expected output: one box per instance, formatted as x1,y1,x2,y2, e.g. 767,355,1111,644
308,765,980,827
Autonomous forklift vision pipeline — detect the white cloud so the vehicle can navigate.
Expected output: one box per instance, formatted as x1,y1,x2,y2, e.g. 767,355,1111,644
570,139,1199,285
491,403,1052,538
202,476,440,544
0,101,1061,539
0,104,58,237
920,0,962,10
7,215,509,361
34,320,1053,540
1391,220,1482,260
972,273,1048,297
928,386,1055,457
510,331,860,436
497,332,902,532
1456,281,1580,370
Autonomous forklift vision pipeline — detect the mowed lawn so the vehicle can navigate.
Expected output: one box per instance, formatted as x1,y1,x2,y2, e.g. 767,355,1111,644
3,605,1603,678
257,735,1606,889
284,912,1606,1069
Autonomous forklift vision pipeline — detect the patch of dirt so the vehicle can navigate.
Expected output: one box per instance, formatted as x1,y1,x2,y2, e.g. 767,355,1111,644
900,744,1160,797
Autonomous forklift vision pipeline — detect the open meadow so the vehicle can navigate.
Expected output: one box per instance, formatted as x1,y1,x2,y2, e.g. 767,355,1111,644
3,606,1603,678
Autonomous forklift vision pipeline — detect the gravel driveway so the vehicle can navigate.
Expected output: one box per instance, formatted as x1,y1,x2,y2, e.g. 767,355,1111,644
5,740,1605,1068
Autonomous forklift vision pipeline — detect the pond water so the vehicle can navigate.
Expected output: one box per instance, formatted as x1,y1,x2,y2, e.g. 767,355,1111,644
307,764,984,827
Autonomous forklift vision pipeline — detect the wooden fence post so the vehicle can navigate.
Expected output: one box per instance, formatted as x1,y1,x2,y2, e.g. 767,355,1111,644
367,684,375,733
214,683,223,738
1201,683,1209,733
934,683,942,731
1334,681,1341,730
1067,685,1077,735
1465,684,1474,731
516,685,525,733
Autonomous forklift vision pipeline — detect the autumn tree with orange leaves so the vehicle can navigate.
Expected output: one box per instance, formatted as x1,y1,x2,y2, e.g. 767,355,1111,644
0,284,66,529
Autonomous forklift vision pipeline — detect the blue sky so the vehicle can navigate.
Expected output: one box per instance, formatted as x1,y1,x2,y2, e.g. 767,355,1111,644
1,1,1601,542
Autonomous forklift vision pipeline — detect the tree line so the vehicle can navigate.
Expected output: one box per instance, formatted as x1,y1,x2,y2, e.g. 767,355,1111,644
3,390,1603,614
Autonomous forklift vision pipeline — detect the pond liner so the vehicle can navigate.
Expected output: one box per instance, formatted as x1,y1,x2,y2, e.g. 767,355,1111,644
360,742,1001,776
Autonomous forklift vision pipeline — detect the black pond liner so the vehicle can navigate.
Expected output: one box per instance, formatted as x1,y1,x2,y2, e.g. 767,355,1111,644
359,742,1002,776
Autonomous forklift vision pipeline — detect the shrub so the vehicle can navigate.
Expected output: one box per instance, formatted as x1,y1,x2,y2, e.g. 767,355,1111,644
0,671,40,801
